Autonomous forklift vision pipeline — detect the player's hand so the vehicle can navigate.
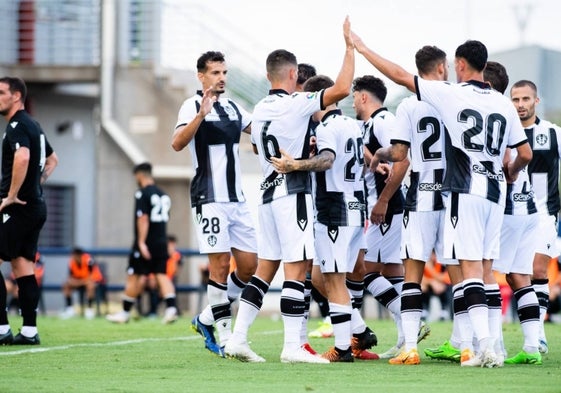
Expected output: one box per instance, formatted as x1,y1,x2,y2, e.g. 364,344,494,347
0,195,26,212
350,31,365,53
369,154,381,173
309,135,317,157
375,162,392,178
370,200,388,225
505,161,520,184
138,242,151,260
343,16,353,49
270,149,296,174
198,87,217,117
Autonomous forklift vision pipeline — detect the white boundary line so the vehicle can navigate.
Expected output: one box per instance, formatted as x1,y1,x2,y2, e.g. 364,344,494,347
0,330,283,356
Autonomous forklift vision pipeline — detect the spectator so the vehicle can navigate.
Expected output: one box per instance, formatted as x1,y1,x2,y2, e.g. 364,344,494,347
60,247,102,320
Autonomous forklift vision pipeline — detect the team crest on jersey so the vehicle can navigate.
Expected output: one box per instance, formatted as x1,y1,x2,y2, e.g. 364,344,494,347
535,133,548,146
328,227,339,243
223,105,239,120
305,92,318,100
207,235,217,247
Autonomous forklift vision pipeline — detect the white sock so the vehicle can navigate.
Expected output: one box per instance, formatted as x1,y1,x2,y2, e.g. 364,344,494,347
21,326,38,337
230,301,259,344
350,308,367,335
329,302,352,350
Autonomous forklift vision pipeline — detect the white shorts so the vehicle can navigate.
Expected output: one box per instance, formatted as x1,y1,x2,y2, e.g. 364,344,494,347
401,209,444,262
257,193,315,263
493,213,539,275
443,193,503,261
314,223,365,273
534,213,559,257
192,202,257,254
364,212,402,264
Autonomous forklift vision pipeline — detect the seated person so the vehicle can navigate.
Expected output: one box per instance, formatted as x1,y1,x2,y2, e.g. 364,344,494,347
60,247,102,320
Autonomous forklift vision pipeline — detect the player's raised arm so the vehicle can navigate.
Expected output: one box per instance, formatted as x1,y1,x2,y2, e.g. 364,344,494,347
323,16,355,107
352,30,416,93
172,87,216,151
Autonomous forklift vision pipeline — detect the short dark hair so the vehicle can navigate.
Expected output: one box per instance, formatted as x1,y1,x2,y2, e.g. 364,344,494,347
415,46,447,76
196,51,225,72
167,234,177,243
455,40,487,72
297,63,317,85
484,61,509,94
352,75,387,103
303,75,334,92
511,79,538,95
71,247,84,255
0,76,27,102
133,162,152,175
266,49,297,77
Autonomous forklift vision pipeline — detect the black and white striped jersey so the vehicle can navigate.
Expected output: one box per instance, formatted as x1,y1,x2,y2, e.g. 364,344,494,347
363,108,404,215
251,89,323,204
415,77,528,206
391,95,445,212
175,91,251,207
314,109,366,227
504,148,537,216
524,117,561,216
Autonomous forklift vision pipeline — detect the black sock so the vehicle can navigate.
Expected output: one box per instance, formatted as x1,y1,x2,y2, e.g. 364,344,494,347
0,271,8,325
16,275,39,327
164,295,176,309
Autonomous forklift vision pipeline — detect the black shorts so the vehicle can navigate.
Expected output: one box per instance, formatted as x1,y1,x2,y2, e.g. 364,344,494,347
0,199,46,261
127,249,167,276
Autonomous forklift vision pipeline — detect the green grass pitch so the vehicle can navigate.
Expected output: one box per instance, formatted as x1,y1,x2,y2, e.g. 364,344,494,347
1,316,560,393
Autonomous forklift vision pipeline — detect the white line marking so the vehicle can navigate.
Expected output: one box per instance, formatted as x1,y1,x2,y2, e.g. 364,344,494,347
0,330,283,356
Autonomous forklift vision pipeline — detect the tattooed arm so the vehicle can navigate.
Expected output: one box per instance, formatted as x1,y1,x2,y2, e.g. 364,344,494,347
271,148,335,173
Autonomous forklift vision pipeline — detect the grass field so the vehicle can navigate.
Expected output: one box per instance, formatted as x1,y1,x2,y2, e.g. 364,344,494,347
1,315,560,393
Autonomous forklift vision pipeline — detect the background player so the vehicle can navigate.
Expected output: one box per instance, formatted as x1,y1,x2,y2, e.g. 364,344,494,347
106,162,178,325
